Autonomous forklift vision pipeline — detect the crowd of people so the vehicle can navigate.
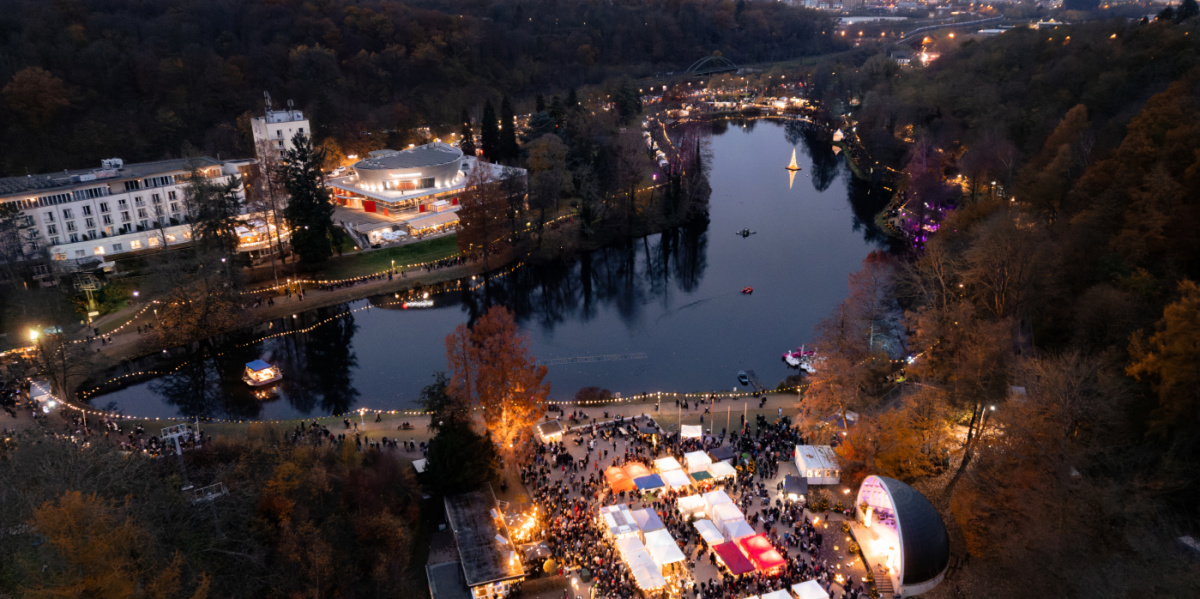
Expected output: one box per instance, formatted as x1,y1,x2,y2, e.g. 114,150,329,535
517,414,872,599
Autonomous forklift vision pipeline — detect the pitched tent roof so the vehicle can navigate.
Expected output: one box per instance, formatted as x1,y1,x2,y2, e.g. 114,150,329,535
605,467,636,493
631,508,665,533
635,474,665,491
691,470,713,482
694,519,724,545
246,359,272,372
680,424,703,438
535,419,565,440
677,494,706,517
711,541,755,575
712,502,745,527
762,591,793,599
600,504,638,538
643,529,687,568
702,489,733,514
722,519,756,541
684,451,712,471
661,469,692,490
792,580,831,599
709,446,736,462
615,537,667,590
709,461,737,479
654,456,683,472
624,463,652,480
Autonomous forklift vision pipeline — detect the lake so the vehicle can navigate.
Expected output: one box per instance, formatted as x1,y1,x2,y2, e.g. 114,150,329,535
86,118,892,421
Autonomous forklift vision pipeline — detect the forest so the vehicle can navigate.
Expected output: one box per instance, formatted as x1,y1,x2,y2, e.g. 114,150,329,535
0,0,841,176
795,15,1200,596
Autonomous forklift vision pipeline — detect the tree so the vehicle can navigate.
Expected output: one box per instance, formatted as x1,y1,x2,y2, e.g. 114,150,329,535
526,134,571,244
1176,0,1198,21
142,253,241,349
499,96,519,163
480,100,499,161
424,419,500,496
1128,280,1200,441
185,165,243,259
280,133,338,265
458,109,477,157
456,161,510,271
2,66,69,130
444,306,550,458
250,138,290,288
0,202,38,286
419,371,468,432
32,330,92,401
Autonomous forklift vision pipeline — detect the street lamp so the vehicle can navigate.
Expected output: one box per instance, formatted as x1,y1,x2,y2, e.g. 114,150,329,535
29,328,38,342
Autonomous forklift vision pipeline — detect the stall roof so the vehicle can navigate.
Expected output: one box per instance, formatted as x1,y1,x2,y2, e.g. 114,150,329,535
413,458,428,473
712,503,745,527
635,474,664,491
245,359,272,372
792,580,831,599
680,424,703,438
535,419,565,440
782,475,808,497
762,591,793,599
709,461,737,479
643,529,687,567
443,485,524,588
702,489,733,512
632,508,665,533
615,537,667,590
691,470,713,482
654,457,683,472
795,445,839,471
605,467,636,493
405,211,460,230
677,494,706,516
600,504,638,538
712,541,755,575
694,519,724,545
709,446,736,462
661,469,692,490
685,450,712,471
624,463,653,480
723,519,756,541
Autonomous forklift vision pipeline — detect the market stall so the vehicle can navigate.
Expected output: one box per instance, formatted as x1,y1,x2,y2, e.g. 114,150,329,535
708,446,736,463
694,519,725,545
643,529,687,572
723,519,756,541
624,463,653,480
711,541,756,575
685,451,712,473
738,534,786,572
634,474,665,493
711,502,745,529
661,469,692,491
680,424,703,438
677,494,706,519
605,467,636,494
615,537,668,592
600,504,639,539
632,508,665,535
654,456,683,472
702,489,733,519
792,580,831,599
761,590,792,599
709,461,737,480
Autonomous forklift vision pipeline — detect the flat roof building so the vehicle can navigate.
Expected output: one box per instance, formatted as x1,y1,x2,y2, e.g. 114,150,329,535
0,156,247,268
251,96,310,162
794,445,841,485
438,484,525,599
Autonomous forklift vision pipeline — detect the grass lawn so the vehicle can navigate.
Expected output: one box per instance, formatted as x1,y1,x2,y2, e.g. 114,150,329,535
308,235,460,280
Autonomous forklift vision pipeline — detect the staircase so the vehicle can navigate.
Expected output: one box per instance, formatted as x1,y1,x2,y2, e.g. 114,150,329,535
872,565,895,597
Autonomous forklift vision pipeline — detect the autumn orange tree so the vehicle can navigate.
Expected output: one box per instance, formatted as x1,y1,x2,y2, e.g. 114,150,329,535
446,305,550,456
1128,280,1200,441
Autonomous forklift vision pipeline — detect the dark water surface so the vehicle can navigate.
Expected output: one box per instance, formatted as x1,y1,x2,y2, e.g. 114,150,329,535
88,120,890,420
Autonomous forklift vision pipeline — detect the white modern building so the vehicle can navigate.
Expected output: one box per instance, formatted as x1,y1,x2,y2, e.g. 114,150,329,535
250,99,310,162
0,157,247,266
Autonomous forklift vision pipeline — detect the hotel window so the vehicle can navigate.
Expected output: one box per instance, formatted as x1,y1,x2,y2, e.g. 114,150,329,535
82,205,92,216
66,221,77,232
74,249,85,258
102,215,112,225
169,202,179,213
139,220,149,230
135,196,144,206
69,234,80,243
123,180,142,191
112,243,122,252
94,246,105,255
53,252,64,260
47,224,57,235
153,206,163,216
152,194,161,204
62,208,73,219
50,238,60,246
86,230,96,240
121,211,130,222
148,237,160,247
99,202,109,212
137,208,147,218
43,211,54,222
165,234,177,243
168,191,176,200
85,218,95,228
118,199,127,209
130,239,141,250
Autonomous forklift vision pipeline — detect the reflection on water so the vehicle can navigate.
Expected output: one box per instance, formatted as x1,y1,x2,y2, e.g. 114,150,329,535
88,120,894,420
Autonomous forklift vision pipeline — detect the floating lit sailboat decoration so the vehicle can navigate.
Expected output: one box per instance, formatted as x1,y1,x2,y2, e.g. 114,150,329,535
786,148,802,188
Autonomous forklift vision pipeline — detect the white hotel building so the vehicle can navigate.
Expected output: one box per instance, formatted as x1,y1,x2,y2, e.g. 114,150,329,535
0,157,247,265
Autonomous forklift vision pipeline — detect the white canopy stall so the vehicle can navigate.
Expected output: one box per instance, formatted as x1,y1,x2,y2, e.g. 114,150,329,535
615,537,668,591
694,519,725,545
723,519,756,541
761,591,793,599
792,580,831,599
662,469,693,491
600,504,639,540
680,424,703,439
709,461,737,480
685,451,713,473
654,456,683,472
702,489,733,519
643,529,687,572
677,494,707,519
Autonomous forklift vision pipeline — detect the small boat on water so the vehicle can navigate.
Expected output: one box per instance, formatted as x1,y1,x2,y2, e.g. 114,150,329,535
782,346,821,374
785,148,802,171
737,371,750,386
741,286,754,294
243,360,282,387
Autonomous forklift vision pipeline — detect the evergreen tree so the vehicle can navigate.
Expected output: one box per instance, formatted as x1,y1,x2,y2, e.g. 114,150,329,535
548,94,566,128
499,96,519,163
186,169,243,259
535,94,546,113
1178,0,1199,21
458,109,477,157
279,133,338,264
567,87,579,110
480,100,499,161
